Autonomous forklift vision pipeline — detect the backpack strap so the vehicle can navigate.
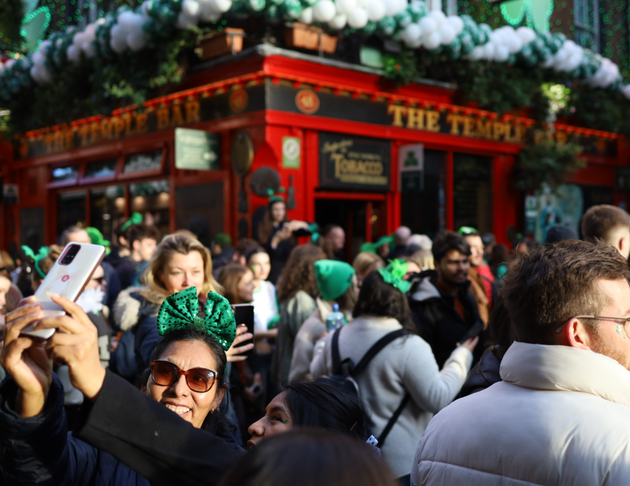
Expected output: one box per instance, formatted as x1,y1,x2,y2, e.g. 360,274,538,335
352,329,408,376
377,393,410,448
331,327,342,374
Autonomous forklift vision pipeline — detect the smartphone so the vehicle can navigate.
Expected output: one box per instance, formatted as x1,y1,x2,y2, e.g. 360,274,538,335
21,242,106,340
232,303,255,358
458,321,484,345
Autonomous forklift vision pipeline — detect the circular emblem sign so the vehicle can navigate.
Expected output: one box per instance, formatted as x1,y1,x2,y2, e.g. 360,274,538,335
282,137,300,160
229,90,248,114
295,90,320,115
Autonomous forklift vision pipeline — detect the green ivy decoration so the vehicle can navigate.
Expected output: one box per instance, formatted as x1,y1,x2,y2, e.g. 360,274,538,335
561,86,630,136
514,137,585,192
382,49,422,86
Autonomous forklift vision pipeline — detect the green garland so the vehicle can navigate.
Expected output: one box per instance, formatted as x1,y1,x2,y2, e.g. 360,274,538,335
514,137,584,192
561,86,630,136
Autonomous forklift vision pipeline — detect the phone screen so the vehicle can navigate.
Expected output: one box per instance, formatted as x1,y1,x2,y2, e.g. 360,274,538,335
232,304,255,358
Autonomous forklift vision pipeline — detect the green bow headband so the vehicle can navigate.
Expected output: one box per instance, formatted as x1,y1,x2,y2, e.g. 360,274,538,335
157,287,237,352
360,235,394,254
267,187,285,205
458,226,478,236
378,259,411,294
120,212,143,234
22,245,49,279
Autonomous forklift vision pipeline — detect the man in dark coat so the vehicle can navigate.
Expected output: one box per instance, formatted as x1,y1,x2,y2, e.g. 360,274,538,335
407,231,483,368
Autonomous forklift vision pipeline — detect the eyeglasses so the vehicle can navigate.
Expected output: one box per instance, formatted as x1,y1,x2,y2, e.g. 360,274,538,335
150,360,218,393
554,315,630,334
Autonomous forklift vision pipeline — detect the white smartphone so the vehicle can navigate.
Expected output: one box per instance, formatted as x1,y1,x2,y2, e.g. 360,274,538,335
21,242,106,340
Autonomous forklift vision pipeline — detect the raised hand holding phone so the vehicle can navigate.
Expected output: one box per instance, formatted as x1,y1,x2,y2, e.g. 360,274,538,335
21,242,105,340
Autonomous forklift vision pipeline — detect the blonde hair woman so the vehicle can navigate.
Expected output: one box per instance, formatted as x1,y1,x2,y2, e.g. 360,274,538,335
110,233,227,381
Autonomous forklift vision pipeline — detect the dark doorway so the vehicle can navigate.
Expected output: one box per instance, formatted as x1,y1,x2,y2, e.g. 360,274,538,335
315,198,386,262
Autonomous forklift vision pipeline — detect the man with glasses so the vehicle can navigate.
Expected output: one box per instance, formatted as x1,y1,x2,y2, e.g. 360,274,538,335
412,240,630,486
408,231,483,368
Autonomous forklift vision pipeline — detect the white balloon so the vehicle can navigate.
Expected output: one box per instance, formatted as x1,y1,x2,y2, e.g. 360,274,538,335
482,42,495,60
541,55,555,68
199,3,221,20
117,11,137,30
335,0,357,15
506,35,523,54
467,46,483,61
384,0,399,16
347,7,368,28
211,0,233,13
29,66,42,84
109,35,127,54
356,0,372,7
83,41,97,58
401,23,422,45
439,24,456,45
32,51,45,67
495,45,509,62
423,31,441,50
127,31,148,51
313,0,337,22
329,13,347,29
182,0,201,17
0,64,5,76
298,7,314,23
418,16,437,35
446,16,463,35
5,59,15,70
110,24,125,41
39,39,52,54
515,26,536,44
73,32,86,48
67,44,82,62
365,0,385,21
427,9,445,28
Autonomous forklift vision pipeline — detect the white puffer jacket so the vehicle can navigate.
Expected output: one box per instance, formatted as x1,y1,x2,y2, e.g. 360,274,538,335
412,342,630,486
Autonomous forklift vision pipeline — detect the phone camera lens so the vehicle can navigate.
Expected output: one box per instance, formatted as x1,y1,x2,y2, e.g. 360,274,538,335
61,244,80,265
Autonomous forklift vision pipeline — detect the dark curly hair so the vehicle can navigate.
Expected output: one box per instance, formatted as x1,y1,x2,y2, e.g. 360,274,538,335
276,245,325,302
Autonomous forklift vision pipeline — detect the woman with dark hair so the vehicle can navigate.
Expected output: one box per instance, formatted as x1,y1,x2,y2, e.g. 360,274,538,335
256,197,314,284
489,243,511,284
271,244,326,387
247,380,369,447
0,287,241,485
289,260,358,383
220,429,397,486
310,263,477,484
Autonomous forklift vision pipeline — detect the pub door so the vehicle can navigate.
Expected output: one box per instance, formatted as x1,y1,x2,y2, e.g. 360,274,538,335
315,198,387,262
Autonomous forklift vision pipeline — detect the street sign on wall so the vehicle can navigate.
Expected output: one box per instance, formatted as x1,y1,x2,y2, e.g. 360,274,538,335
175,128,220,171
319,132,390,190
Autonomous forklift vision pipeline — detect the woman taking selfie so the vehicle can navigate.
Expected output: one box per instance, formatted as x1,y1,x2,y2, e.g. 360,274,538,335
0,287,240,485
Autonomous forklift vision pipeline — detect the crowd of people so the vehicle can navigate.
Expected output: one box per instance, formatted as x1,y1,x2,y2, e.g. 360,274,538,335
1,199,630,485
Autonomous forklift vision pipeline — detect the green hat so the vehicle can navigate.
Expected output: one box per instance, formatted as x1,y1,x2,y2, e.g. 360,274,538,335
314,260,355,302
120,212,143,234
360,235,394,254
86,227,111,256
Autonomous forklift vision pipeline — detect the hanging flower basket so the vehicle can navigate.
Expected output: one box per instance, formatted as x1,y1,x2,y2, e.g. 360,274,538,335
284,22,338,54
199,28,245,61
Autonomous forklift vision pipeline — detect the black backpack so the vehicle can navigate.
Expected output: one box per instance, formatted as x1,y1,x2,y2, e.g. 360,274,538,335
321,326,411,448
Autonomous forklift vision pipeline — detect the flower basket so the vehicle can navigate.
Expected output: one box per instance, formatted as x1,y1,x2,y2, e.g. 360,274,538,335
199,28,245,61
284,22,338,54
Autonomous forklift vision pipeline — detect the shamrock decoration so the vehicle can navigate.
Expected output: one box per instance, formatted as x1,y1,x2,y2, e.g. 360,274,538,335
501,0,553,33
157,286,237,352
379,259,411,294
20,0,51,52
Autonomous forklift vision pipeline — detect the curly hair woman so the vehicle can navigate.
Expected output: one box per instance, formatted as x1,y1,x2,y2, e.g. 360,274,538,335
271,245,325,387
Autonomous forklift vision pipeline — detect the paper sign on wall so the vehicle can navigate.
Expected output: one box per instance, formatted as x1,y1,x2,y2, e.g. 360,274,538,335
398,144,424,191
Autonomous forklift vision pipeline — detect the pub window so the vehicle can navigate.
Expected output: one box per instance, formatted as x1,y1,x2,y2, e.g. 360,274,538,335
56,190,86,238
401,150,446,239
90,186,126,244
84,158,117,180
574,0,600,52
123,149,163,174
175,182,224,248
453,154,492,234
130,180,170,236
51,165,79,184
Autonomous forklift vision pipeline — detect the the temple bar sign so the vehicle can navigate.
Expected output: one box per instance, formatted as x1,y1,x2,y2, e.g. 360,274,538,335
319,133,390,190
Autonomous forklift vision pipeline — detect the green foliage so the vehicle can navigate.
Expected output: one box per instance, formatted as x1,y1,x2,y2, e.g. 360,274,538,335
561,86,630,136
0,0,25,48
514,137,585,192
382,49,422,86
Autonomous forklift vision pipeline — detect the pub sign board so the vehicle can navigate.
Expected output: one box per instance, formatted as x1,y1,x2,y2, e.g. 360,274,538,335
319,132,390,190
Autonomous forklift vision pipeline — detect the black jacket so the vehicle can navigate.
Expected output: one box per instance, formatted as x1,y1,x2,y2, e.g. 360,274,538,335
408,271,484,368
458,345,505,399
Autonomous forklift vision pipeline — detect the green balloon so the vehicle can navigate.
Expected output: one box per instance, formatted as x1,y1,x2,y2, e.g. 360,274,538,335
408,2,426,22
265,4,279,18
394,11,412,29
377,17,397,36
249,0,266,11
282,0,302,19
362,20,377,35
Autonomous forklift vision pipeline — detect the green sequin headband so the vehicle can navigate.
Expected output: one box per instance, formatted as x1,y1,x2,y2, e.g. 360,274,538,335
22,245,49,279
157,287,237,352
378,259,411,294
